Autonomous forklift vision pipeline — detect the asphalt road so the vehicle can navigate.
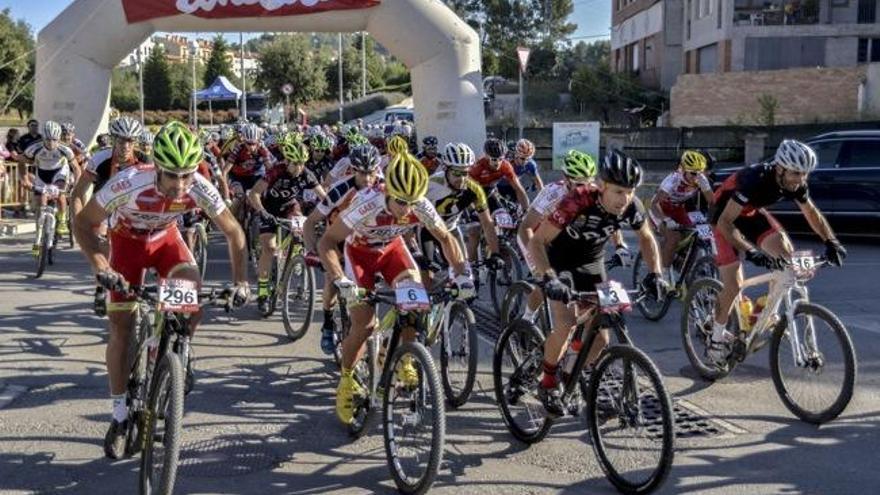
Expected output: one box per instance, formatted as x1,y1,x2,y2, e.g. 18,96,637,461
0,231,878,495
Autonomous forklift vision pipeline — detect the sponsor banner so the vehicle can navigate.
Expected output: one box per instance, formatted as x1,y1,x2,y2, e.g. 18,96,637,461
552,122,600,170
122,0,380,24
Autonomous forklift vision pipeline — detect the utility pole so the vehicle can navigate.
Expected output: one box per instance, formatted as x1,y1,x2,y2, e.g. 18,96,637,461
361,32,367,98
137,47,144,124
240,32,247,121
190,40,198,128
338,33,344,122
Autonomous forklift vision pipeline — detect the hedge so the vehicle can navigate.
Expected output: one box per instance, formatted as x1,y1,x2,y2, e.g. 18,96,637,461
307,92,406,125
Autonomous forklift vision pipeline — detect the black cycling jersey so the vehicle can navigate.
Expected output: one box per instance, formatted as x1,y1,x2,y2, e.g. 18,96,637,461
712,163,809,224
262,166,319,215
308,156,334,182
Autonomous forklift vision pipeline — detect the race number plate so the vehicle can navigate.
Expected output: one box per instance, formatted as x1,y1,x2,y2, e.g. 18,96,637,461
596,280,632,313
495,211,515,229
158,279,199,313
791,250,817,278
395,283,430,312
288,215,307,234
695,224,714,241
688,211,707,224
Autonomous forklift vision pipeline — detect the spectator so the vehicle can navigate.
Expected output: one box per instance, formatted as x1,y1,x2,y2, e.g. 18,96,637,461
17,119,42,154
5,129,20,159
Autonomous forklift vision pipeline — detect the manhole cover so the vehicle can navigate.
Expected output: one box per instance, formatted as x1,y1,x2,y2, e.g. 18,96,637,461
177,437,280,478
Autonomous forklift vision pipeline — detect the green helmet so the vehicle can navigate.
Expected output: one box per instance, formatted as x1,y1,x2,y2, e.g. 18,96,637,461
310,134,332,151
563,150,597,180
153,121,202,174
348,133,368,147
281,140,309,164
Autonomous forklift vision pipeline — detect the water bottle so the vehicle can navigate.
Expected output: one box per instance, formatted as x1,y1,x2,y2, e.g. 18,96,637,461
738,296,754,332
561,338,583,378
377,333,390,369
750,294,768,327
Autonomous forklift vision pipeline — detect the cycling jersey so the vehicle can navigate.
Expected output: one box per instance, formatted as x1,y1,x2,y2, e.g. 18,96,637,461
262,165,320,215
86,148,150,192
96,164,226,240
24,142,75,171
309,156,335,182
712,163,809,223
469,157,517,191
227,143,274,178
220,137,240,159
497,157,538,196
425,172,487,230
547,184,646,277
341,184,445,249
418,153,441,174
658,171,711,205
317,175,361,220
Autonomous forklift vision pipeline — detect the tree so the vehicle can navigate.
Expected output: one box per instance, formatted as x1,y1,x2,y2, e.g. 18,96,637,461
256,35,327,108
110,68,140,112
203,34,233,87
0,9,35,117
556,40,610,80
143,45,172,110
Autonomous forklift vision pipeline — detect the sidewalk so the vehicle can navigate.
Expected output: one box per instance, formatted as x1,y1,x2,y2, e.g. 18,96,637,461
0,216,36,237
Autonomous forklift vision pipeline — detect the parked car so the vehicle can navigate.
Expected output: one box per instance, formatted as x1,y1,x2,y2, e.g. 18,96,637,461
711,130,880,237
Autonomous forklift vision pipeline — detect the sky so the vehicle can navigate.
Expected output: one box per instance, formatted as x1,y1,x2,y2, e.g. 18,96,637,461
1,0,611,42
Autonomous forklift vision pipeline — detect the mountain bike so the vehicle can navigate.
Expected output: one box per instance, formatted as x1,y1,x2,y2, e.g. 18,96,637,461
483,195,525,317
260,215,316,340
632,211,718,321
682,250,856,424
494,278,675,494
342,284,447,495
32,185,68,278
107,279,234,495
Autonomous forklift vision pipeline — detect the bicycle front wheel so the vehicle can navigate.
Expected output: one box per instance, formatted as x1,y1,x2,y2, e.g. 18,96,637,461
489,243,523,318
382,342,445,495
770,302,856,424
281,254,315,341
440,301,478,408
587,344,675,495
192,223,208,279
139,352,185,495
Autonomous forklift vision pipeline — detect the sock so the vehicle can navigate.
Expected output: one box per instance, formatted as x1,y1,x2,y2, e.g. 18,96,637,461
258,278,269,298
522,307,537,322
712,320,728,340
111,394,127,422
541,361,558,389
323,309,335,328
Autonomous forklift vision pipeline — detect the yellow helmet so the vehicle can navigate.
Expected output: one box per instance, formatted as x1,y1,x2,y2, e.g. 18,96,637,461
387,135,410,156
680,150,707,172
385,154,428,203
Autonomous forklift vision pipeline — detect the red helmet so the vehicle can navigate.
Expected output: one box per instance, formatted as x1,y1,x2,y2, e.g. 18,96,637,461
516,139,535,159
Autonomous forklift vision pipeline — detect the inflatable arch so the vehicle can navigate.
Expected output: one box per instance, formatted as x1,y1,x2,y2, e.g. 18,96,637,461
35,0,486,152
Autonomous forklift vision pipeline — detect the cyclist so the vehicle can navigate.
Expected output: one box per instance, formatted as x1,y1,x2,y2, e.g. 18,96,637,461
22,121,77,245
528,150,666,416
325,134,373,185
248,140,327,314
308,133,335,184
650,150,715,275
707,139,845,362
303,144,382,356
60,123,90,179
497,138,543,203
318,153,474,426
138,130,154,162
421,142,502,285
73,121,250,459
225,124,275,220
418,136,441,174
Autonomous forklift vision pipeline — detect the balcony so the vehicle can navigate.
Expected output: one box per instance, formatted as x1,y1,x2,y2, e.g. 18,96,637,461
733,0,820,26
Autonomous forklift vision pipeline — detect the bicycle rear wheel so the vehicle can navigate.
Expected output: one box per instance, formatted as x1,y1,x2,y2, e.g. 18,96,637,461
493,319,554,444
680,278,730,381
440,301,478,408
770,302,856,424
489,243,523,319
586,345,675,495
382,342,445,495
500,280,549,334
139,352,185,495
281,255,315,340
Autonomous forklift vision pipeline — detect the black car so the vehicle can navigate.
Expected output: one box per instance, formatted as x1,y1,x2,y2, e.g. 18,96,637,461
712,130,880,237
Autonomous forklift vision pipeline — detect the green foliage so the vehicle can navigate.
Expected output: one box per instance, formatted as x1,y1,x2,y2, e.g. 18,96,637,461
203,34,233,87
110,68,140,112
571,64,649,123
256,34,327,107
143,46,172,110
307,92,406,124
383,60,411,87
757,94,778,126
0,9,35,117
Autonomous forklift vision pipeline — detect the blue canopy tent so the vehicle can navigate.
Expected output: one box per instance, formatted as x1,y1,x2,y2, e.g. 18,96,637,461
195,76,243,126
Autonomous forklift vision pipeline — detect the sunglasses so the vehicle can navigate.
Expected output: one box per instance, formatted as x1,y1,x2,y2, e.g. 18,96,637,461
161,170,196,180
393,197,417,207
684,171,700,177
448,169,469,177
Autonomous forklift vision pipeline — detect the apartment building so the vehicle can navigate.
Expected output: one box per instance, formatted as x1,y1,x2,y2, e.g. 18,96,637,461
611,0,685,89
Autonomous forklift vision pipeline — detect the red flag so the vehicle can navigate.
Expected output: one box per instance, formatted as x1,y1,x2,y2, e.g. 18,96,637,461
122,0,380,24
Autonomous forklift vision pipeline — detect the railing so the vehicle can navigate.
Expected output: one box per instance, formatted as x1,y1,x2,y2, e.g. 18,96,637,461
733,1,820,26
0,161,32,212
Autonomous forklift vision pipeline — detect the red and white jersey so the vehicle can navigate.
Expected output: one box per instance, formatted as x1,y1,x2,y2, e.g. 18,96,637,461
341,184,445,249
327,155,386,184
529,180,569,217
96,164,226,239
658,171,711,205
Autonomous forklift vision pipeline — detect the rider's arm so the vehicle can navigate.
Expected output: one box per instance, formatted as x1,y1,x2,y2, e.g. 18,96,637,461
612,230,627,250
427,223,468,277
71,171,96,217
212,208,248,285
651,190,670,221
510,175,530,211
798,198,836,243
303,208,324,253
530,162,544,192
476,207,500,255
697,174,714,206
717,200,754,252
312,184,328,202
517,209,542,248
318,218,353,282
247,179,269,214
635,222,662,275
73,198,111,274
528,221,562,278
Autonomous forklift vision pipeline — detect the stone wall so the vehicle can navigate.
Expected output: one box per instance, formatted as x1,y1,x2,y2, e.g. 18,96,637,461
670,65,870,127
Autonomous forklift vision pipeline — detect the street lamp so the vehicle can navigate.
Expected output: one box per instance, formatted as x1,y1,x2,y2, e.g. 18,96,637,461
189,40,199,128
136,47,145,124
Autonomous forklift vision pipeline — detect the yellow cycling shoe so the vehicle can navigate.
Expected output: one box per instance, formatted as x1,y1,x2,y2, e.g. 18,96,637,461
336,369,365,425
395,355,420,389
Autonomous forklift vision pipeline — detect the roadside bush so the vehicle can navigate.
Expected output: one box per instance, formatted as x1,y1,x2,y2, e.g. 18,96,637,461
307,92,406,124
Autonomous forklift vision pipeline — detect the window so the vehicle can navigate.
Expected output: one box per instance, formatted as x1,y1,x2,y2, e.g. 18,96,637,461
718,0,723,28
811,141,844,169
873,39,880,62
859,38,869,63
744,37,826,70
842,141,880,168
858,0,876,23
633,43,640,72
698,43,718,73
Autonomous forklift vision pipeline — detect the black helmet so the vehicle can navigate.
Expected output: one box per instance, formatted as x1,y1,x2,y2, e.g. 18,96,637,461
422,136,438,147
484,138,505,159
349,144,381,172
599,150,642,188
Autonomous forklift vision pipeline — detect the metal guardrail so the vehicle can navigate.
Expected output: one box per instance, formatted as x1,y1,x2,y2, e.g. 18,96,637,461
0,161,32,210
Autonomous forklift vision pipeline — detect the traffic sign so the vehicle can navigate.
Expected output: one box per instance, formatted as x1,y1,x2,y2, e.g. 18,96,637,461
281,83,293,95
516,46,530,73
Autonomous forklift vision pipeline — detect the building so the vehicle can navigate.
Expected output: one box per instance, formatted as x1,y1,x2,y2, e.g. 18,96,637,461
117,34,259,76
683,0,880,73
611,0,685,90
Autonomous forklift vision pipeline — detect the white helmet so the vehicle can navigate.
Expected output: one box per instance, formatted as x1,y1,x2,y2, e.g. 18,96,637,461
442,142,476,169
109,116,143,139
139,130,154,146
241,124,262,144
774,139,816,174
43,121,62,140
